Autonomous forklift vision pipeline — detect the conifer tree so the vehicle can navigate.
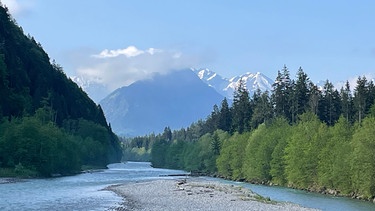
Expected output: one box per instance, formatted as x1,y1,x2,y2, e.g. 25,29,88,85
318,80,341,125
353,76,368,124
231,78,251,133
251,90,273,128
340,81,354,123
272,65,292,121
218,98,232,132
293,67,310,121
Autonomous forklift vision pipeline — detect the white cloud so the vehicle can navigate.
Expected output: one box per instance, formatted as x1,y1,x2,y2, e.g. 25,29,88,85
75,46,203,93
94,46,148,58
2,0,33,17
92,46,165,59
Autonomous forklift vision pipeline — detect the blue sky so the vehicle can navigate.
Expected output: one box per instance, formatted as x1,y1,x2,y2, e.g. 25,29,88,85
4,0,375,91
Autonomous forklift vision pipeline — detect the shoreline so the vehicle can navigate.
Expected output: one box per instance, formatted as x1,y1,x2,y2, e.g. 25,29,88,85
106,178,319,211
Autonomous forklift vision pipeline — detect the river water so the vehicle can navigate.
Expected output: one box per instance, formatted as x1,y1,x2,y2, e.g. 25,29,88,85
1,162,375,211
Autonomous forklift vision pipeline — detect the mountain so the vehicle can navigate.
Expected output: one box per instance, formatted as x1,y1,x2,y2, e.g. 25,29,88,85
71,76,110,103
0,6,122,176
193,68,274,99
100,69,224,136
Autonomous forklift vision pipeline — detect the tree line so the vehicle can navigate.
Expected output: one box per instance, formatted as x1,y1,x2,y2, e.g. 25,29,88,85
129,65,375,200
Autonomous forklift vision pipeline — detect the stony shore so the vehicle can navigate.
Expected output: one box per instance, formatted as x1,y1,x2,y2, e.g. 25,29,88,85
0,178,23,184
106,178,319,211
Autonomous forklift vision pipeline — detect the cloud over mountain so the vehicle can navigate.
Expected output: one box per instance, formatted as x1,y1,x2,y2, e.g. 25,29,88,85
74,46,202,93
93,46,162,58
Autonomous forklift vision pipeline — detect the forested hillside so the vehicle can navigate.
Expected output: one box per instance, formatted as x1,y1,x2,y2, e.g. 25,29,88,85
0,5,122,177
130,65,375,200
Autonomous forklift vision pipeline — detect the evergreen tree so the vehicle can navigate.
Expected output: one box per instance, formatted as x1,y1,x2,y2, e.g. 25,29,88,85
162,126,172,141
340,81,354,123
210,132,221,155
292,67,310,121
353,76,368,124
231,78,251,133
205,104,220,134
308,82,321,115
251,90,273,128
318,80,341,125
218,98,232,132
272,65,292,121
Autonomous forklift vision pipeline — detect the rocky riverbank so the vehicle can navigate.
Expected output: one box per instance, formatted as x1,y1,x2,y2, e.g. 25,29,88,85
0,178,24,184
106,178,319,211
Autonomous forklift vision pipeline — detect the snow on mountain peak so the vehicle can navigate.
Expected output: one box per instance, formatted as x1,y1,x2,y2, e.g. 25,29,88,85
193,68,273,99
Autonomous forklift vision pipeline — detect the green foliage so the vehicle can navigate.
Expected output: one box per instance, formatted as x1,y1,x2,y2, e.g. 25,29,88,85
150,140,168,168
269,118,291,185
122,147,151,162
0,115,122,177
351,117,375,199
284,112,329,188
144,64,375,200
0,4,122,177
243,124,274,182
0,116,80,176
217,132,249,180
318,116,353,193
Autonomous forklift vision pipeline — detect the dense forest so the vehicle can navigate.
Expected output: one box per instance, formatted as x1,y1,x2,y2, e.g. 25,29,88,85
0,5,122,177
129,66,375,200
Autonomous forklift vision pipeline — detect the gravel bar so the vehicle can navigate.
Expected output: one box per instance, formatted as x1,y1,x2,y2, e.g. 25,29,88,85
106,178,319,211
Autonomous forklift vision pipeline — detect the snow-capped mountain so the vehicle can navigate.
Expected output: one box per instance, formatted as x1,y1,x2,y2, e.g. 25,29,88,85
192,68,274,99
99,69,224,136
73,68,275,103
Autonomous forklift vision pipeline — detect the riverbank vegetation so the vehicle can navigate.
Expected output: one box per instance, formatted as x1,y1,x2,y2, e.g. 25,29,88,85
0,5,122,177
130,66,375,201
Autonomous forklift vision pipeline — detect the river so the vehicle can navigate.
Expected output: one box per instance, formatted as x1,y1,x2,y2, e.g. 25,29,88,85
0,162,374,210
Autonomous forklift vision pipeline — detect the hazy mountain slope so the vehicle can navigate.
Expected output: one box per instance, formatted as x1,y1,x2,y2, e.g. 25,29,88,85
100,69,224,136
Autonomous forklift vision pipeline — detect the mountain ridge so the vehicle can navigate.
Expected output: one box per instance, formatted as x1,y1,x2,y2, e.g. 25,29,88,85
192,68,274,99
100,69,224,136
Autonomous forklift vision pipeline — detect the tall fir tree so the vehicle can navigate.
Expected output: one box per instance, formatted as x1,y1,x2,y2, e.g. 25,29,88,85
318,80,341,125
292,67,310,122
340,81,354,123
231,78,252,133
353,76,368,124
218,98,232,132
272,65,292,122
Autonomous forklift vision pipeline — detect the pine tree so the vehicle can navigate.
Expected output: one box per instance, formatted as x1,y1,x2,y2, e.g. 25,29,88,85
251,90,273,128
205,104,220,134
308,82,321,115
353,76,368,124
293,67,310,121
231,78,251,133
218,98,232,132
272,65,292,121
318,80,341,125
340,81,354,123
162,126,172,141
